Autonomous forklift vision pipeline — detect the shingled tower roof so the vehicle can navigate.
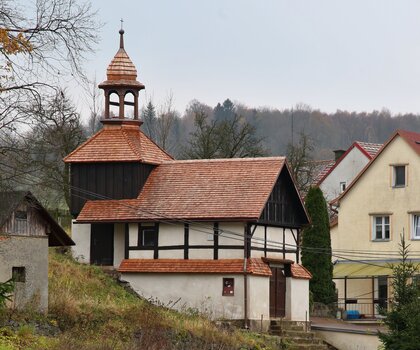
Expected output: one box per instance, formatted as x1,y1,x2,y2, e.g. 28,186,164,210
99,29,144,89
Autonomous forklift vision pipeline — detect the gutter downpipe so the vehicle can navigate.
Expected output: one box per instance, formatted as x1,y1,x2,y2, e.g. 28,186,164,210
243,223,249,329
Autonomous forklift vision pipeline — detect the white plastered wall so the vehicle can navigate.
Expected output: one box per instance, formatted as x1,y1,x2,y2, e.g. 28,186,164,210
285,277,310,321
320,147,370,202
0,236,48,312
218,222,245,259
71,220,91,263
247,275,270,321
122,273,245,319
121,272,270,321
114,223,125,267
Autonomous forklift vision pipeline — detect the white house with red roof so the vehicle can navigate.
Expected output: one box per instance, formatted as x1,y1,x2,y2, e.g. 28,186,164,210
65,30,312,329
330,130,420,318
316,141,382,202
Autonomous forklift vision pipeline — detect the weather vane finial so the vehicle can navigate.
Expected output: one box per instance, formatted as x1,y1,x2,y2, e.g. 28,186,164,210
120,18,124,30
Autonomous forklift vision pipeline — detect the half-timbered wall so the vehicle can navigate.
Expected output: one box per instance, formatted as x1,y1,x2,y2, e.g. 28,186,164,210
70,162,155,216
73,220,301,264
126,222,246,260
251,225,298,261
259,167,308,228
1,203,49,237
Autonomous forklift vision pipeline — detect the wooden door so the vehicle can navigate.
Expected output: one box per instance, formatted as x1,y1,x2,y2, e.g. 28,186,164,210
269,267,286,318
90,223,114,266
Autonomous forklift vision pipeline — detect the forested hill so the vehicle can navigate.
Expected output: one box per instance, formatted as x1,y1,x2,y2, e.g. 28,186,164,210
146,99,420,160
236,105,420,159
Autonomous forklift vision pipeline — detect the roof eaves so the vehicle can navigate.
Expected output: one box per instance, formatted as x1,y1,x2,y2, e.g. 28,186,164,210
63,129,103,163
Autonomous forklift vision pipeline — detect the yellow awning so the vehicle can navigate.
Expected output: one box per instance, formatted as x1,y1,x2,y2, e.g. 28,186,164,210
333,262,394,278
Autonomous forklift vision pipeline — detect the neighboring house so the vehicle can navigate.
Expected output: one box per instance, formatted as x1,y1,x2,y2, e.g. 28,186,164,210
64,30,312,330
0,191,74,312
317,141,382,202
330,130,420,317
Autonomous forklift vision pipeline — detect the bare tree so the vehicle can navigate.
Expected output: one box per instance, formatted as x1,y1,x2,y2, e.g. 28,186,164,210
0,0,100,146
183,103,266,159
286,132,316,194
18,90,86,208
182,111,220,159
155,93,179,153
85,75,102,135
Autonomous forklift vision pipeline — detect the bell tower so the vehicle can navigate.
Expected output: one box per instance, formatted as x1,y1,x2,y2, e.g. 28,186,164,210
98,28,145,123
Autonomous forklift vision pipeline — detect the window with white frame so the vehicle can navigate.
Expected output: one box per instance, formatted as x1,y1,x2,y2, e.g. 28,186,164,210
392,165,406,187
372,215,390,240
339,182,346,193
411,214,420,240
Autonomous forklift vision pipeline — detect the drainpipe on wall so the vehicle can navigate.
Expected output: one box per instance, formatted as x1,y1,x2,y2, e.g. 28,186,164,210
243,257,248,329
243,223,249,329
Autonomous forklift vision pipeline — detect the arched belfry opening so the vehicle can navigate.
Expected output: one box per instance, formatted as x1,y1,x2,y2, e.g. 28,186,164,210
99,28,145,124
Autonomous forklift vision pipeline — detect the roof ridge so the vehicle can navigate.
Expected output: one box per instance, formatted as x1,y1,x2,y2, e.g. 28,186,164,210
139,129,174,160
355,141,382,146
162,156,285,164
122,128,142,159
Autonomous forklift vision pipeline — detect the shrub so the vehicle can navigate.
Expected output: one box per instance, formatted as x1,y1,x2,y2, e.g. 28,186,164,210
0,279,14,309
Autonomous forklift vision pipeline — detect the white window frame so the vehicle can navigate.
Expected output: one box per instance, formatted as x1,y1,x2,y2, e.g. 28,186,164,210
411,214,420,240
392,165,406,188
339,182,346,193
372,215,390,241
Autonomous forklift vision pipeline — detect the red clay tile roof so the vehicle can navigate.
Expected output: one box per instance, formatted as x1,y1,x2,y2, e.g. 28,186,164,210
316,141,382,186
64,124,173,164
354,141,382,158
291,264,312,280
333,130,420,205
76,157,286,222
312,159,336,185
397,129,420,156
118,258,272,276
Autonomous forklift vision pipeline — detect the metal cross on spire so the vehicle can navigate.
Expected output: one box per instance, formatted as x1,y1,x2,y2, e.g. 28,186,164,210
119,18,125,48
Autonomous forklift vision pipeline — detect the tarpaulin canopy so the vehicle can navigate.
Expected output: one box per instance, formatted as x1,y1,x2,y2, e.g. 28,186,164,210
333,262,394,278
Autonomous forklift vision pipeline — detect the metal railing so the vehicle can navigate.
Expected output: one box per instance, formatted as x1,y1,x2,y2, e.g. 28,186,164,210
336,297,388,319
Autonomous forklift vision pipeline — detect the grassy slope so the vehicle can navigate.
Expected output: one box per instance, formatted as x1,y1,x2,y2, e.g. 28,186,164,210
0,250,286,350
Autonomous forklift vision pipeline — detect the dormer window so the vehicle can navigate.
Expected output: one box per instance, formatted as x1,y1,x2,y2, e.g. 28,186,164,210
339,182,346,193
392,165,406,187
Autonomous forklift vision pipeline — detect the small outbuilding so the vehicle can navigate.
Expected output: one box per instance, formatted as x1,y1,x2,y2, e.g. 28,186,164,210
0,191,74,312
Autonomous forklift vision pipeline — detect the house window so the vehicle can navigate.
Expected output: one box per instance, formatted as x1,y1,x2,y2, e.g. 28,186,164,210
12,267,26,283
339,182,346,193
222,278,234,296
372,216,390,240
411,214,420,240
392,165,406,187
14,210,27,234
138,226,157,247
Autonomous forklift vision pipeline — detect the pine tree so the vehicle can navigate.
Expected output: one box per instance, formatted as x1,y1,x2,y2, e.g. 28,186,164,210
301,187,336,304
142,101,157,140
379,236,420,350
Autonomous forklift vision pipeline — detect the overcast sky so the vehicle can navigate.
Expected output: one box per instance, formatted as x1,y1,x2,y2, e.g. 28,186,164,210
73,0,420,117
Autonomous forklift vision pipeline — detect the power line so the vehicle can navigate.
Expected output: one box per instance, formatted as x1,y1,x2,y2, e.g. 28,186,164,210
2,163,420,263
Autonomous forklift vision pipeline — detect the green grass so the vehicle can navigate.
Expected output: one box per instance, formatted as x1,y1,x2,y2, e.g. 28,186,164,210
0,250,286,350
